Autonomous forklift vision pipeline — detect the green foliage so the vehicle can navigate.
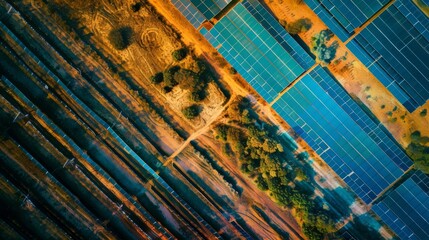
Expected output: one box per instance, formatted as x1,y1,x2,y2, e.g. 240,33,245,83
256,174,269,191
181,105,200,119
286,18,312,35
164,66,180,87
131,2,143,12
421,109,427,117
108,26,134,50
407,131,429,174
212,97,337,239
189,90,205,102
310,29,339,65
172,48,188,61
150,72,164,84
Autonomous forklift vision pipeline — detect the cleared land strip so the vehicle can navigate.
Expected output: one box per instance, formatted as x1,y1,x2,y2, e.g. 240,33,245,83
344,0,396,45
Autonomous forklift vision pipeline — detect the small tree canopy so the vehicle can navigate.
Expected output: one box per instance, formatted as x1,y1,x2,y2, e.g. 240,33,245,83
150,72,164,84
172,48,188,61
108,26,134,50
182,105,200,119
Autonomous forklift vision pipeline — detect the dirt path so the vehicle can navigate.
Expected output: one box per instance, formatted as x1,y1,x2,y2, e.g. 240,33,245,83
164,94,236,165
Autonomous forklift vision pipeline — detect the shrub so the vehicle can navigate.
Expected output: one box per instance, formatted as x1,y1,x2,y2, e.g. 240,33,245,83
172,48,188,61
310,29,338,64
108,26,134,50
164,66,180,87
420,109,427,117
131,2,142,12
286,18,312,35
150,72,164,84
182,105,200,119
189,90,205,102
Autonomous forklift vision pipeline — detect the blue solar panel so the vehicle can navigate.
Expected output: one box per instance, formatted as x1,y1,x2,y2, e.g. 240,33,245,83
189,0,232,19
347,0,429,112
171,0,232,28
171,0,206,28
304,0,388,41
272,66,411,204
373,171,429,240
200,1,314,102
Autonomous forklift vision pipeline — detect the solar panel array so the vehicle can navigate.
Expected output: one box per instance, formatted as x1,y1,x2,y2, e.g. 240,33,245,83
272,66,411,204
373,171,429,240
189,0,231,19
200,1,314,102
171,0,206,28
347,0,429,112
171,0,232,28
304,0,388,41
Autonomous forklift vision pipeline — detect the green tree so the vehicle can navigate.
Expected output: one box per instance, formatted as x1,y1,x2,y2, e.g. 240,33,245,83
150,72,163,84
286,18,312,35
182,105,200,119
172,48,188,61
108,26,134,50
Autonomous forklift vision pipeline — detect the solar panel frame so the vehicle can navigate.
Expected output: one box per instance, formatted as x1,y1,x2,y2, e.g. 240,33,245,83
373,172,429,240
304,0,388,41
200,1,314,102
272,66,411,204
347,0,429,112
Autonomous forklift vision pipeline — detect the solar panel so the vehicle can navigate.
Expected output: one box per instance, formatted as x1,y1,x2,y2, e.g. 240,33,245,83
272,66,411,204
304,0,388,41
200,1,314,102
373,171,429,239
171,0,206,28
172,0,232,26
347,0,429,112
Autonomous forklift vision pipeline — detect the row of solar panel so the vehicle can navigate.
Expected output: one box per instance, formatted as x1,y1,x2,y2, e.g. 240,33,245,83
242,0,314,70
347,0,429,112
314,69,413,171
171,0,206,28
373,171,429,240
2,76,174,238
189,0,231,19
272,66,411,204
1,22,222,237
304,0,387,41
200,1,314,102
171,0,232,28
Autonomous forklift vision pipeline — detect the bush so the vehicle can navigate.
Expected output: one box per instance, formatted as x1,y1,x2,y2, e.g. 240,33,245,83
150,72,164,84
310,29,338,64
131,2,142,12
182,105,200,119
108,26,134,50
164,66,180,87
189,90,205,102
420,109,427,117
286,18,312,35
172,48,188,61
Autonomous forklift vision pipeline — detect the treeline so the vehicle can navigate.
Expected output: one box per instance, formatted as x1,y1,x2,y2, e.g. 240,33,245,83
213,97,336,240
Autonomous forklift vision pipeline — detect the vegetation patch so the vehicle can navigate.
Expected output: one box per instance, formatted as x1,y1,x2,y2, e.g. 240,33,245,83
182,105,200,119
310,29,339,65
108,26,134,50
172,48,188,61
407,131,429,174
213,97,336,240
285,18,312,35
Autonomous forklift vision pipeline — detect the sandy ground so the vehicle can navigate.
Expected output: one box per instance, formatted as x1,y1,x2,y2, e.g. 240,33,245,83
264,0,429,147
